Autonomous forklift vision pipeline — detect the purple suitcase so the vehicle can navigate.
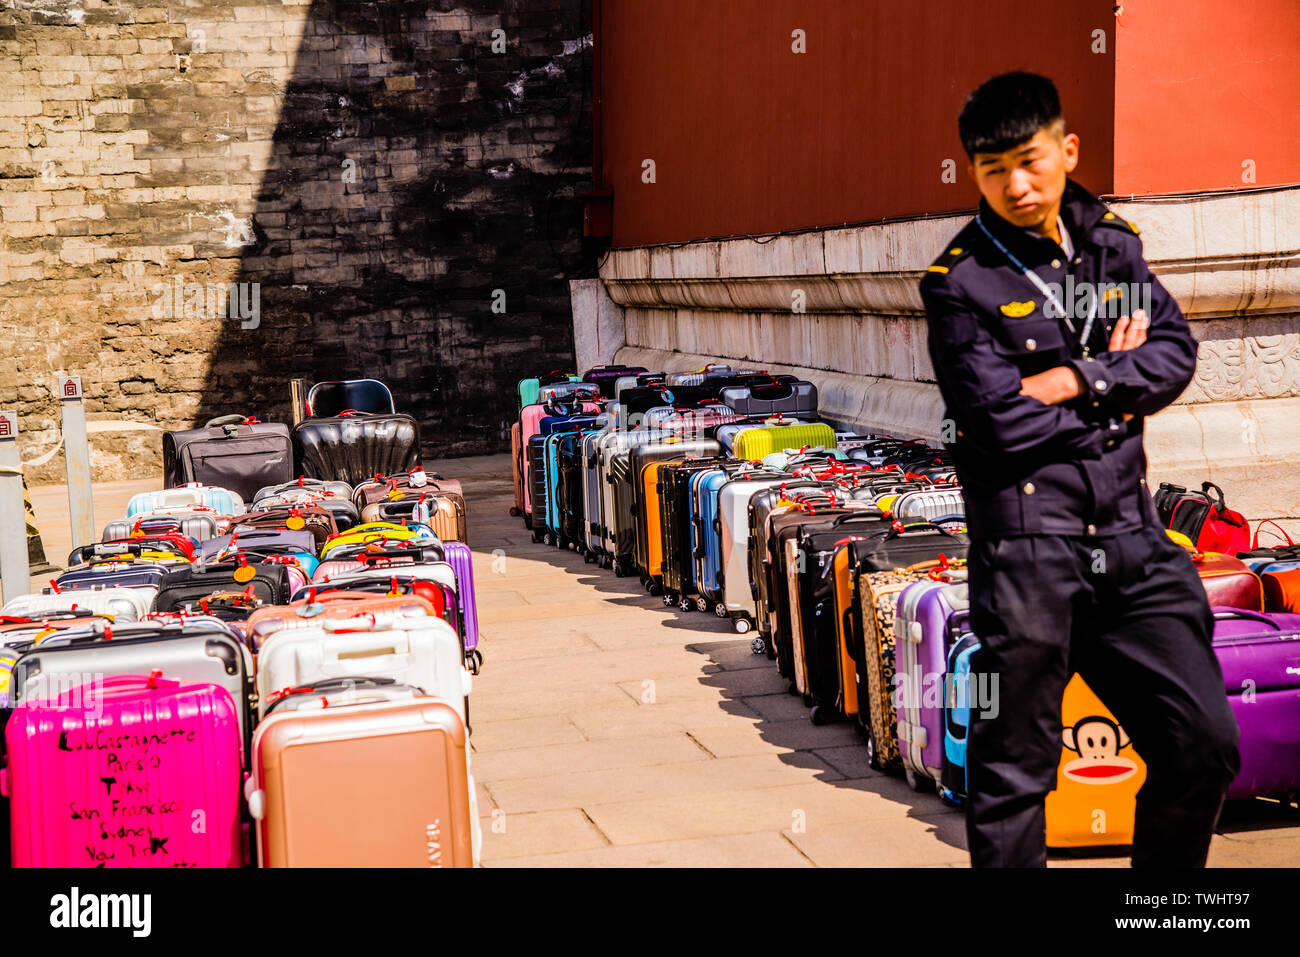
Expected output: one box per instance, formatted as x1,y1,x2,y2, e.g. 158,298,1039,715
442,540,481,667
895,578,969,792
1211,607,1300,799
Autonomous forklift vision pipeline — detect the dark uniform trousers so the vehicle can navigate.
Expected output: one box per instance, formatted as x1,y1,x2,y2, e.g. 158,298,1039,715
965,523,1241,868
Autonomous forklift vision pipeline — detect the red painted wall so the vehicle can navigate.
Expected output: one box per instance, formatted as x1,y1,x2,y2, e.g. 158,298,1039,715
599,0,1117,247
1113,0,1300,195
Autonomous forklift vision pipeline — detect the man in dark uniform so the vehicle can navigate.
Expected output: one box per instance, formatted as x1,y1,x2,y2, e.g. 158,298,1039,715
921,72,1240,868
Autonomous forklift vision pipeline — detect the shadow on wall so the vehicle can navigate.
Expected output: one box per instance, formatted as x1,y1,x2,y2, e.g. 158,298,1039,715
200,0,596,457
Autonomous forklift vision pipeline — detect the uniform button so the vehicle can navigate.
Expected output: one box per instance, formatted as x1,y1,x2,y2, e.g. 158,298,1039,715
1105,439,1116,449
1025,338,1037,351
1091,401,1100,408
1086,524,1097,536
1073,257,1082,265
1139,478,1147,486
1023,482,1036,495
1051,259,1062,269
1094,380,1108,391
956,429,964,438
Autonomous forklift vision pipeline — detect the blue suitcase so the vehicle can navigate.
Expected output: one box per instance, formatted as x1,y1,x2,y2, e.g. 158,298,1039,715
940,610,979,805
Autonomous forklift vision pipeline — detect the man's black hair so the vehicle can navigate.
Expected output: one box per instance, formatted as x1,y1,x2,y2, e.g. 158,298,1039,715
958,72,1063,158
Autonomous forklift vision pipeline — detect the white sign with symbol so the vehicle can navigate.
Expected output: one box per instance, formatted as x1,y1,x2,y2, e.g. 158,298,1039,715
0,412,16,439
57,376,83,400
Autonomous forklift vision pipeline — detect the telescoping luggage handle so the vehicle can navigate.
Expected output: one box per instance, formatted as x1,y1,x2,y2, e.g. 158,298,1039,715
1209,607,1289,631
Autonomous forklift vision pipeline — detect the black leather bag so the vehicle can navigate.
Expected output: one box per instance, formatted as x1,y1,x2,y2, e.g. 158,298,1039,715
162,415,294,503
293,411,421,486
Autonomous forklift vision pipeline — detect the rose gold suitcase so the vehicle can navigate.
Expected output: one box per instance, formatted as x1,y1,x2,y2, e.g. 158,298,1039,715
360,492,467,543
247,695,479,867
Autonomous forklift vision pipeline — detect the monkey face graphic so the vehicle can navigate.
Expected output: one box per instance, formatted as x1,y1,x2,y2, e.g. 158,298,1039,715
1061,715,1139,784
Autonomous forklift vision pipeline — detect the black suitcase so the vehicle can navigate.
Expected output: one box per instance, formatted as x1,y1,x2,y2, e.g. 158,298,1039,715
658,457,732,609
626,439,722,588
294,411,421,486
163,415,294,503
153,559,293,612
718,376,819,419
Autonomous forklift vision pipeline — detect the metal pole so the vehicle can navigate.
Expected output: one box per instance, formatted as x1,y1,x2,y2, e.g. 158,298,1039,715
0,411,30,603
58,376,95,550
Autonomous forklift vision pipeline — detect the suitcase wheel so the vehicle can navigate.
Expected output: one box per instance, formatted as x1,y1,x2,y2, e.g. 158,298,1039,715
713,603,727,619
678,596,695,612
545,532,557,547
810,705,829,727
750,636,766,655
865,732,884,772
662,591,677,607
532,528,546,544
509,506,523,517
523,513,533,530
613,561,627,578
788,681,801,697
733,617,751,634
647,580,663,597
696,597,710,613
905,767,933,794
465,649,484,676
584,550,596,564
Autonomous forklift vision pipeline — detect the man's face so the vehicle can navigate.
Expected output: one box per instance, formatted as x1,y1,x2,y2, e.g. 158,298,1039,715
968,125,1079,232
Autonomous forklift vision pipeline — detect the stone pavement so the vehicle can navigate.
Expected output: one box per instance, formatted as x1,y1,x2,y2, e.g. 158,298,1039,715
24,454,1300,867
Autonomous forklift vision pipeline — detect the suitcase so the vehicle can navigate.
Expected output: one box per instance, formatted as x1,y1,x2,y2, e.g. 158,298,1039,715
614,372,666,399
581,364,648,399
255,612,470,722
246,593,438,645
127,484,246,519
732,423,837,461
555,430,596,554
2,586,154,623
304,378,396,418
691,463,771,605
247,695,478,867
153,560,294,612
200,528,321,576
9,621,255,752
254,491,360,533
352,470,465,511
319,522,440,561
643,403,742,435
1044,675,1148,848
718,377,818,419
3,672,244,867
1211,608,1300,799
510,420,526,518
894,578,970,791
442,540,482,666
1187,549,1264,611
294,411,421,486
292,573,457,636
537,381,600,403
1262,568,1300,613
889,488,967,523
521,403,601,527
580,431,609,559
68,536,195,568
717,472,791,635
56,557,182,592
628,439,724,588
656,457,732,609
518,372,580,410
361,493,467,545
594,429,677,567
231,504,337,549
254,477,354,505
847,524,970,773
163,415,294,504
103,508,223,544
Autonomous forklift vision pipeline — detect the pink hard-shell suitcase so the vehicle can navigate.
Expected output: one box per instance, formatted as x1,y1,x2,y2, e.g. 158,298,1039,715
3,672,244,867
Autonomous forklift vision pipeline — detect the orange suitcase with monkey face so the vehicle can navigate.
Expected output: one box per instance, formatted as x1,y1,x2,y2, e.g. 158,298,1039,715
1044,674,1147,849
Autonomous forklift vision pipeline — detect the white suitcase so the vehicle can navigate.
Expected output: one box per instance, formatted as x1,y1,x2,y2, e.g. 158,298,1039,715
255,613,471,722
127,484,246,518
2,587,154,623
717,475,791,633
890,488,966,523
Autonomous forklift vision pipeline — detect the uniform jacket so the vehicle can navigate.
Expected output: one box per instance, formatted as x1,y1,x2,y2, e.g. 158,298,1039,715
920,178,1199,539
